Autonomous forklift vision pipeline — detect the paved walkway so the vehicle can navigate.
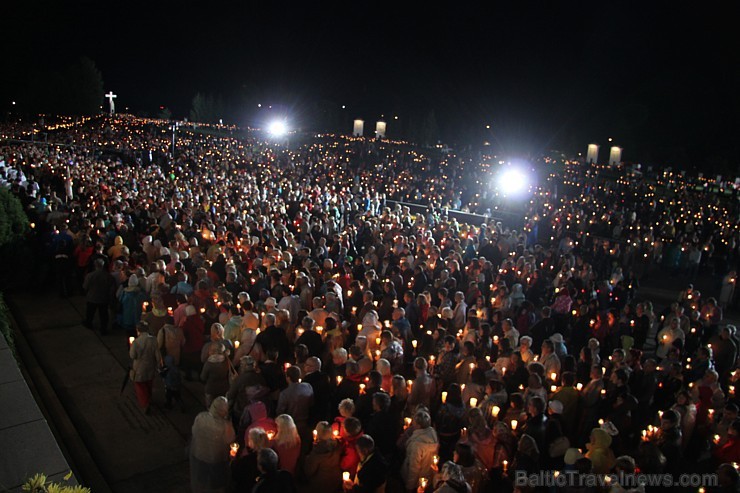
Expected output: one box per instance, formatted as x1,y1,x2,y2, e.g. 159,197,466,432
0,314,76,492
8,292,210,493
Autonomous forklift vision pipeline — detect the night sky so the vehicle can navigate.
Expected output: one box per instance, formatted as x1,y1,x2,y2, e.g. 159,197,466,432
1,2,738,171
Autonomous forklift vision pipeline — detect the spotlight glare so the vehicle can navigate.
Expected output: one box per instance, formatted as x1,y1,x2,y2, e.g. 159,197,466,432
498,168,528,196
267,120,287,137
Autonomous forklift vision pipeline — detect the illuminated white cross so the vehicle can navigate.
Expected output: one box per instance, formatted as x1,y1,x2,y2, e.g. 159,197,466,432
105,91,117,115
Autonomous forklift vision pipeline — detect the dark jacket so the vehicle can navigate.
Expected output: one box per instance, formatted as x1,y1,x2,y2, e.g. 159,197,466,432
350,451,388,493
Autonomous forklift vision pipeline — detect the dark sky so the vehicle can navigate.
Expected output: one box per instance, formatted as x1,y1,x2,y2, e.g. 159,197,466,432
2,1,738,171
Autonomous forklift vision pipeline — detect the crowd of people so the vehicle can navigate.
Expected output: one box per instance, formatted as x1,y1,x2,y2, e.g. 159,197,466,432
3,114,740,492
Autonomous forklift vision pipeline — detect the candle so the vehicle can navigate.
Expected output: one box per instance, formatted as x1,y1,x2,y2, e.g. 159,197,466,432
360,383,366,394
550,372,557,381
469,362,476,373
284,363,290,371
441,391,447,404
333,429,339,438
404,417,412,429
375,337,381,346
503,460,508,473
492,405,501,418
600,388,606,396
229,442,239,458
598,419,604,426
336,375,343,385
469,397,478,408
234,340,240,349
714,434,721,444
511,419,518,430
313,429,318,442
128,336,135,346
357,324,362,331
316,326,323,334
267,430,275,440
493,335,499,343
351,307,357,315
412,339,418,349
433,455,439,466
576,383,583,391
343,471,351,482
550,385,557,393
419,478,428,489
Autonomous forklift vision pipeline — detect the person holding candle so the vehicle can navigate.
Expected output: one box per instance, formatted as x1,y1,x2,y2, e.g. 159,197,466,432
342,435,388,492
271,414,301,476
129,320,161,414
584,427,616,474
303,421,342,493
425,460,471,493
365,392,397,460
339,417,364,476
189,396,235,493
408,357,436,413
434,383,465,462
231,426,269,492
511,434,540,476
276,365,314,452
401,410,439,493
454,341,477,386
251,448,296,493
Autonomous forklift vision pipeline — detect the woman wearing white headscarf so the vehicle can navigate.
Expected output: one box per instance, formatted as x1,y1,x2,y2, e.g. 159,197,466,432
190,396,235,493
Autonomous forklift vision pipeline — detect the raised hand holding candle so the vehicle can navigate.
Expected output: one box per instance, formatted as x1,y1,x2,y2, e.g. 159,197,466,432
229,442,239,457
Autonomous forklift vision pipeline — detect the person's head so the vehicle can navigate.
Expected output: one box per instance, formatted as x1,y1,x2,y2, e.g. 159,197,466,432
414,410,432,429
717,462,740,488
209,396,229,420
372,391,391,413
562,371,576,387
660,409,680,431
286,365,301,383
275,414,299,445
519,336,532,350
302,356,320,374
210,323,225,340
256,448,279,474
247,427,269,451
414,357,428,374
590,365,604,381
439,461,466,484
355,434,375,461
368,370,382,389
376,358,391,377
391,375,407,398
332,347,348,366
528,396,546,417
343,416,362,437
541,339,554,355
453,442,475,468
338,398,355,418
135,320,150,335
314,421,333,442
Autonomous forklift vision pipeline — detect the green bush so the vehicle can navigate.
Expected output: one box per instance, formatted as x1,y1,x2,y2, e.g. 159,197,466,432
0,187,29,247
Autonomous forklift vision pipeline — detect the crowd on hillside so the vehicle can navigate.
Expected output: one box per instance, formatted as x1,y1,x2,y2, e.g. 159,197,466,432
2,115,740,493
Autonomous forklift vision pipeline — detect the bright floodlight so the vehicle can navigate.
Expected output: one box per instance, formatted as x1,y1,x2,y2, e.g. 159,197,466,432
498,168,529,196
267,120,287,137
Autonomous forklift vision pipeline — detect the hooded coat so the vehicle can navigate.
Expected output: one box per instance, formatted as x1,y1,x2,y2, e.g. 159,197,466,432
585,428,616,474
401,426,439,491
